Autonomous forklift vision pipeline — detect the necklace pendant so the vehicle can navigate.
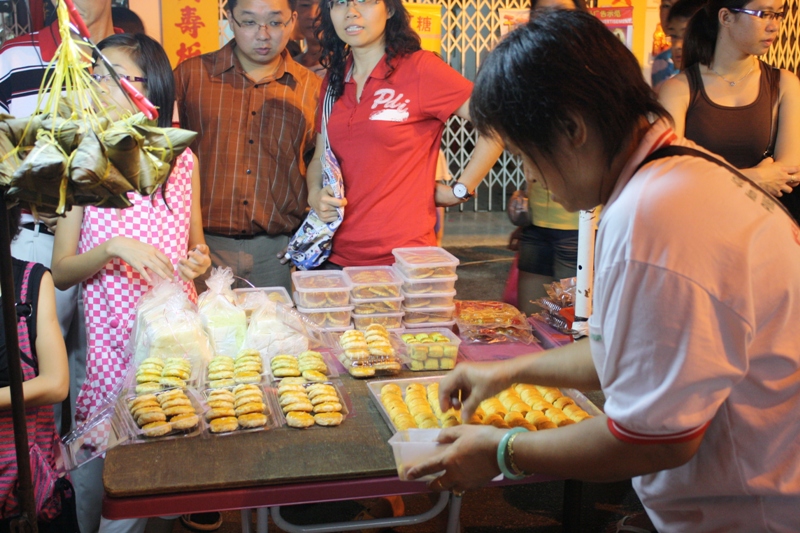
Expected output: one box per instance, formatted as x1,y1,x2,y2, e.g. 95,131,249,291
730,81,736,86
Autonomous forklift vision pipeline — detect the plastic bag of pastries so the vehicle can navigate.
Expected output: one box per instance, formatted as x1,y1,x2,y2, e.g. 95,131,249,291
197,267,248,358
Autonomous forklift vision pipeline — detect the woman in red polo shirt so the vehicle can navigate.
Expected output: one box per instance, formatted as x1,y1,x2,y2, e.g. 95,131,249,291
306,0,504,267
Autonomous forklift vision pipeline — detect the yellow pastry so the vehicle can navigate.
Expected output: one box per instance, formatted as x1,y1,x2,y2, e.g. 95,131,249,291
170,413,199,430
286,411,315,428
238,413,268,428
142,421,172,437
209,416,239,433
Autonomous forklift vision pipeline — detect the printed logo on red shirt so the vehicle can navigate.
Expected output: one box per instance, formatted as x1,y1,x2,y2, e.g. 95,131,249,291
369,89,410,122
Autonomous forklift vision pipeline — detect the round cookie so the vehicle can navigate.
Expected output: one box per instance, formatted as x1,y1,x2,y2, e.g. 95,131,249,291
273,367,301,378
209,416,239,433
301,370,327,382
234,371,262,384
135,373,161,384
208,399,234,410
137,410,167,426
313,402,342,413
208,370,234,381
233,384,261,396
234,402,266,416
159,376,186,389
286,411,315,428
314,412,344,426
238,413,268,428
170,413,199,430
209,378,236,389
205,407,236,421
164,405,195,417
160,397,192,410
348,366,375,378
235,394,264,408
310,394,339,406
142,421,172,437
281,401,313,413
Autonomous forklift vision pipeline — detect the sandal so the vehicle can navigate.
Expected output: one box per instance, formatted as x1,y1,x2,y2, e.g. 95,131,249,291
616,514,656,533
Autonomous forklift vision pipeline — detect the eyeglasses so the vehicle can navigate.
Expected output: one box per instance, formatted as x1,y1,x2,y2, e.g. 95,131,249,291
729,8,786,21
229,12,292,33
328,0,380,12
90,73,148,84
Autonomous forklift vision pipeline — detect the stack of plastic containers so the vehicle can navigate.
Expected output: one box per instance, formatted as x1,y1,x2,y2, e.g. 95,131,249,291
291,270,354,331
392,247,459,330
343,265,405,332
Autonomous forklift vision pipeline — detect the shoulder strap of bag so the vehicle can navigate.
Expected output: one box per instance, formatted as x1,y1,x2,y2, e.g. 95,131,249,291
764,64,780,158
636,145,798,225
15,261,38,372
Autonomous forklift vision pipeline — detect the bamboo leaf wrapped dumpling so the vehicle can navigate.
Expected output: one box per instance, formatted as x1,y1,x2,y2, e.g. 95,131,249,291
7,133,69,211
70,129,135,206
101,120,145,189
0,115,42,147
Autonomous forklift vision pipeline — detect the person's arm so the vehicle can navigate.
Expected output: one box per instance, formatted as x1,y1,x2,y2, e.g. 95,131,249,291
0,272,68,409
306,132,346,223
435,98,505,207
51,205,175,290
657,73,690,136
437,339,600,420
742,69,800,196
406,413,704,489
177,153,211,281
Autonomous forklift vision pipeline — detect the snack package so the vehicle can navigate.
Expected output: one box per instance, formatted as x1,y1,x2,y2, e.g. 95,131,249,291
130,281,213,367
244,300,320,358
198,267,248,357
455,300,536,345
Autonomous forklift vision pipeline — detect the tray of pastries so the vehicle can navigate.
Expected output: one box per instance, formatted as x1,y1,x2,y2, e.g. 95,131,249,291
292,271,352,309
337,325,404,378
267,350,339,382
368,376,602,433
203,348,266,390
344,266,403,299
122,387,204,439
130,356,200,396
275,376,349,429
201,382,280,434
400,329,460,371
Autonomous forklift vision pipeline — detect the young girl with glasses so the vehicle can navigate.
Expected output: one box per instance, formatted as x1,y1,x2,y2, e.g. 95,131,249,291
306,0,504,268
51,33,210,533
658,0,800,221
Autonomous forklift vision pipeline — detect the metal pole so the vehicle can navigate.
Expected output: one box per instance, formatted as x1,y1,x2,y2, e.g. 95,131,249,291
0,194,37,532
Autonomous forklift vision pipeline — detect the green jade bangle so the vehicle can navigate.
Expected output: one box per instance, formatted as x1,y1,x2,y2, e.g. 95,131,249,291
497,427,530,480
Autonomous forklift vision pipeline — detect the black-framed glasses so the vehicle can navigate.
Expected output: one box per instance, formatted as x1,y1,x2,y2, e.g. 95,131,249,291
729,8,786,21
90,73,148,84
229,12,292,33
328,0,380,11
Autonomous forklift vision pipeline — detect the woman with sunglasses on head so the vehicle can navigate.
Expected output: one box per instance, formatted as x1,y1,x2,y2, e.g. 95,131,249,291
51,33,210,533
307,0,503,268
658,0,800,221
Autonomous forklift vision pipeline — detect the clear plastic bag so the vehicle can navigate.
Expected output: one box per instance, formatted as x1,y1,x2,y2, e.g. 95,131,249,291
130,280,213,367
198,267,248,357
454,300,535,345
244,300,310,358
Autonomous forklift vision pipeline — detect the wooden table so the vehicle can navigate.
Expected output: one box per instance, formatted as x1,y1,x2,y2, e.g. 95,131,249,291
102,364,581,531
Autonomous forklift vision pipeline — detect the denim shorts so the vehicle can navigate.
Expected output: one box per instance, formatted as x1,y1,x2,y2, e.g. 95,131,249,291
518,224,579,278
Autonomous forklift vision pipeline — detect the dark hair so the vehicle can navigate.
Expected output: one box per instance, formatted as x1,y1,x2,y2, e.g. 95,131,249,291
6,203,21,240
667,0,706,23
96,33,175,129
111,7,146,35
530,0,587,12
227,0,299,14
317,0,421,100
471,10,669,168
682,0,747,68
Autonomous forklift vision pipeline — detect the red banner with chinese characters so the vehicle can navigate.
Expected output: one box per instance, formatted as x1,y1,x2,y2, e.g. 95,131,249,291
162,0,219,68
589,6,634,50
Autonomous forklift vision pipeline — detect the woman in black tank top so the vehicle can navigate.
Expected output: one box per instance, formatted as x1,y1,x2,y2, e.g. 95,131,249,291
657,0,800,222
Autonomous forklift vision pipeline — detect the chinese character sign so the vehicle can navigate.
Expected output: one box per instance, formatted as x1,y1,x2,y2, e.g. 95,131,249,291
404,3,443,55
163,0,219,68
590,6,634,50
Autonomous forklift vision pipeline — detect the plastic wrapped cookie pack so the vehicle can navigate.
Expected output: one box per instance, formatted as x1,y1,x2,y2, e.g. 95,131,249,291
337,325,405,378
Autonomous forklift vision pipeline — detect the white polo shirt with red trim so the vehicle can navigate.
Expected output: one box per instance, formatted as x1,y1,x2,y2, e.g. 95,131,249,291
317,50,472,266
589,119,800,532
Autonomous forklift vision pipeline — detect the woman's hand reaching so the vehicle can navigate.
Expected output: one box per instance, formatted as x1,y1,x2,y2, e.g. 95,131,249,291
178,243,211,282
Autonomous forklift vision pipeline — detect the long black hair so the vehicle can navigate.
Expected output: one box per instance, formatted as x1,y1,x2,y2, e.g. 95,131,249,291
316,0,421,100
682,0,749,68
470,10,669,168
96,33,175,129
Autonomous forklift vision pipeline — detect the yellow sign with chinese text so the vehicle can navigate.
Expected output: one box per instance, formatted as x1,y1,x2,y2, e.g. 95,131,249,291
162,0,219,68
404,3,443,55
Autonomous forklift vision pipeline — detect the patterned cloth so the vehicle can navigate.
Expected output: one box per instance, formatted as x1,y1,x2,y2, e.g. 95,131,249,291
74,149,197,423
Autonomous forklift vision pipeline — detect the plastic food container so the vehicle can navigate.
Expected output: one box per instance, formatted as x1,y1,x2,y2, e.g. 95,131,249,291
352,311,404,330
401,289,456,309
395,266,457,295
402,305,456,326
234,287,292,321
403,318,456,330
121,388,205,441
351,295,404,315
295,303,355,329
344,265,403,299
388,429,447,481
274,379,351,429
201,383,281,435
265,350,339,381
292,271,352,309
337,330,405,378
392,247,459,280
399,328,461,371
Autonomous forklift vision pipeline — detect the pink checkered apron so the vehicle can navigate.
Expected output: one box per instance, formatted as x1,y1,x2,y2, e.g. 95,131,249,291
74,149,198,423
